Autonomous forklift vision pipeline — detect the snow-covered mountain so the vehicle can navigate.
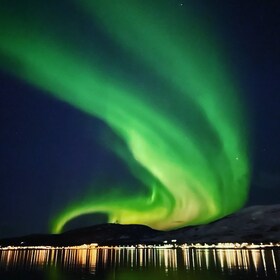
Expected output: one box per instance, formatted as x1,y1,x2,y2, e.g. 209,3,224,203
1,205,279,246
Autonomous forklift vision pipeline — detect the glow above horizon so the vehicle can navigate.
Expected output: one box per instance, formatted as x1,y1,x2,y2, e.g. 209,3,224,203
0,0,250,233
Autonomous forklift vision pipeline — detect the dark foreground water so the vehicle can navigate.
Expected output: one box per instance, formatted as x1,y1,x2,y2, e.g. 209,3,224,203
0,247,279,280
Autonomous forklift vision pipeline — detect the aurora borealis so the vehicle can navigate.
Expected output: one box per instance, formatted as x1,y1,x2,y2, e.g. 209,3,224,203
0,0,264,235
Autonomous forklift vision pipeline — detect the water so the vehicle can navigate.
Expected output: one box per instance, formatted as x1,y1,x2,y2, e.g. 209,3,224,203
0,247,279,279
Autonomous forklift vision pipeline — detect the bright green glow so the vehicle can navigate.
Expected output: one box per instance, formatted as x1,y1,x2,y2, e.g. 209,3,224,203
0,0,250,233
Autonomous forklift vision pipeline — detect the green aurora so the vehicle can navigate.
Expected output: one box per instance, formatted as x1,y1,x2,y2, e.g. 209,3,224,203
0,0,250,233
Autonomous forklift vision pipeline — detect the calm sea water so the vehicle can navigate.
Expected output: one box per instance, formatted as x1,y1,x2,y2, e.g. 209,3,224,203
0,247,279,280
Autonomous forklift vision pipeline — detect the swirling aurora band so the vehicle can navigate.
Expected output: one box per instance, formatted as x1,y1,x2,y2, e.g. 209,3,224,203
0,0,249,233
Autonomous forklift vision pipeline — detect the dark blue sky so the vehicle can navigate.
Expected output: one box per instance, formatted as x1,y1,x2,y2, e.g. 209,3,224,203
0,1,279,238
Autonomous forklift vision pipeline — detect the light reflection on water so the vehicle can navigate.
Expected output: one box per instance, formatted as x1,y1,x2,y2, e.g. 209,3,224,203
0,247,279,279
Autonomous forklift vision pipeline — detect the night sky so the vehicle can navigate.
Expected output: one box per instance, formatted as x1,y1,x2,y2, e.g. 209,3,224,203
0,0,279,238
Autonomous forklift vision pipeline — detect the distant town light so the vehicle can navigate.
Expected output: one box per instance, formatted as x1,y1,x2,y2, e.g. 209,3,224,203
1,242,280,251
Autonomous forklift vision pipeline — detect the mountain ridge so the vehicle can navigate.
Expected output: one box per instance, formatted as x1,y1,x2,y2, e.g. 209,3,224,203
1,205,279,246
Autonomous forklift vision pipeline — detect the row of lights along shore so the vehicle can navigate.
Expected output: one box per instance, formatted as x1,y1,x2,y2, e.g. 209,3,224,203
1,241,280,251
